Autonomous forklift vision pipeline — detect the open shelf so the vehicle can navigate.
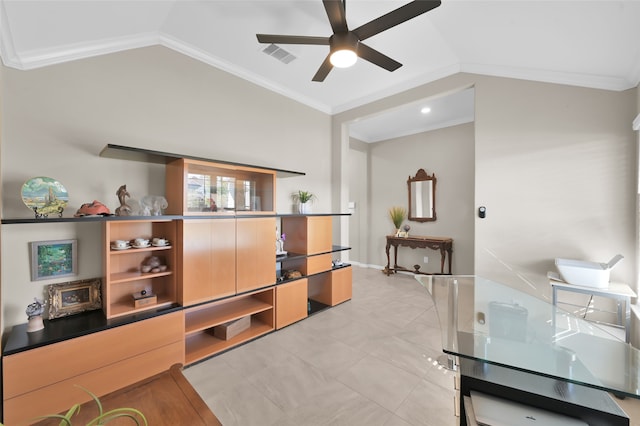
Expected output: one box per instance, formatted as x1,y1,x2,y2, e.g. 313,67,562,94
185,297,272,335
183,287,275,364
108,294,176,318
185,318,273,364
103,219,178,319
100,143,305,178
110,270,173,284
110,245,172,255
307,299,330,315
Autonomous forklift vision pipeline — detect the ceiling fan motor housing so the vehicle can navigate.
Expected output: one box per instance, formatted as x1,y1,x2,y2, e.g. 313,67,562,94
330,32,359,55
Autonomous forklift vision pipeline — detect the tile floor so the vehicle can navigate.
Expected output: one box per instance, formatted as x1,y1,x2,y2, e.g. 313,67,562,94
184,266,640,426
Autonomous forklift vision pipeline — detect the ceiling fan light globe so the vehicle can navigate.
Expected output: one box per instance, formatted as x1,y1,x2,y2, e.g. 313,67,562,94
330,49,357,68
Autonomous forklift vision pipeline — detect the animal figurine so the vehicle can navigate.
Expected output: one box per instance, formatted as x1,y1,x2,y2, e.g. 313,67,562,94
115,184,132,216
141,195,168,216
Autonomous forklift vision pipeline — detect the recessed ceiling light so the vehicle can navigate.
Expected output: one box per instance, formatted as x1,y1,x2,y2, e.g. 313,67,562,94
421,107,431,114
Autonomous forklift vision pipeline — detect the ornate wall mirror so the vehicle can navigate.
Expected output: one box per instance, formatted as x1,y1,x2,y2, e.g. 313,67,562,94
408,169,436,222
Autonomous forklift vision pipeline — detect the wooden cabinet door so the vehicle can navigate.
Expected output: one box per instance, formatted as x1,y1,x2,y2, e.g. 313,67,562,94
180,219,235,305
276,279,308,329
210,219,237,299
331,266,352,305
282,216,333,255
236,217,276,293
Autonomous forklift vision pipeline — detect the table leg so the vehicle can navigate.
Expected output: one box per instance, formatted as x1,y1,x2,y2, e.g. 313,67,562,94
624,297,630,343
552,286,558,341
439,247,446,274
393,244,399,270
383,240,392,275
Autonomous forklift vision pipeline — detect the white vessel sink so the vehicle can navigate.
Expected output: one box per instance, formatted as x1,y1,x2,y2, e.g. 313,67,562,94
555,254,623,288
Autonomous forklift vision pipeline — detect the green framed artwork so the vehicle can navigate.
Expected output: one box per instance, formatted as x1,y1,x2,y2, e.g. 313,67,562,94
30,239,78,281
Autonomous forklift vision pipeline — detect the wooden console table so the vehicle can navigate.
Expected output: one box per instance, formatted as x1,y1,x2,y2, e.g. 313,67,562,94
383,235,453,276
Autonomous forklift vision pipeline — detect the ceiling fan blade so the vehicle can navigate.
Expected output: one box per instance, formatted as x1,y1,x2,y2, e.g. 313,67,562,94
353,0,441,41
256,34,329,45
312,54,334,82
323,0,348,34
357,43,402,72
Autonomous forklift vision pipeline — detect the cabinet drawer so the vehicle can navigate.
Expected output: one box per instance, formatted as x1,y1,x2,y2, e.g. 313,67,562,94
3,311,184,399
305,253,332,275
3,341,184,425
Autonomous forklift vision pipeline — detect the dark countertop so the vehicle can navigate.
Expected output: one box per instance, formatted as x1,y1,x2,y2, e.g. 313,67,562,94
3,304,182,356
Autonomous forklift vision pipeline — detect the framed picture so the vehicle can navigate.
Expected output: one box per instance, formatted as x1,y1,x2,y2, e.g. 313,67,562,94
30,239,77,281
48,278,102,319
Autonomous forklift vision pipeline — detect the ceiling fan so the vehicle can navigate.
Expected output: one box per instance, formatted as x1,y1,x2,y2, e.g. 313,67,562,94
256,0,441,82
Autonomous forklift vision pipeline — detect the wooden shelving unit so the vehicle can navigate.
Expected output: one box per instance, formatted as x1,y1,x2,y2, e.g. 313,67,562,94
1,145,354,424
279,216,353,322
184,288,275,364
103,219,178,319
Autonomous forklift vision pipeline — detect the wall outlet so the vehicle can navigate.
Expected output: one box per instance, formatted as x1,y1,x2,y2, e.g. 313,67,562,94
423,256,429,264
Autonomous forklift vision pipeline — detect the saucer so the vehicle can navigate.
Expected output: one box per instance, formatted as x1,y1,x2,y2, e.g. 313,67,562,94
111,245,131,250
152,242,170,247
132,243,151,249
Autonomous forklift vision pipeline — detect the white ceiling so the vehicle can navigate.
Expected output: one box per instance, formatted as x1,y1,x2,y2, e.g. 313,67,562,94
0,1,639,140
349,87,474,142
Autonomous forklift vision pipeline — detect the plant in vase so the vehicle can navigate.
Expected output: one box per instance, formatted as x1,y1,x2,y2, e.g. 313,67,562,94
388,206,407,236
292,190,316,214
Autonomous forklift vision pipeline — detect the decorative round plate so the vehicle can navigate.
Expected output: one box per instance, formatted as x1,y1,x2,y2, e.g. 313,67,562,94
21,177,69,217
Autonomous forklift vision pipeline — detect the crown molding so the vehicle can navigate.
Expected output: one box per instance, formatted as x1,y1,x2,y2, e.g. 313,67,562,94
461,62,636,92
1,32,159,70
0,25,635,116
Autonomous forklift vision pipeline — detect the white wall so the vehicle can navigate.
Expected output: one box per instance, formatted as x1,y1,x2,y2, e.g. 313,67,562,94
334,74,637,301
349,123,475,274
1,46,332,330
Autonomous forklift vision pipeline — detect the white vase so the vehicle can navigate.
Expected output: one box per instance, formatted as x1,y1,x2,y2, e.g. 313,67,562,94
299,203,311,214
27,315,44,332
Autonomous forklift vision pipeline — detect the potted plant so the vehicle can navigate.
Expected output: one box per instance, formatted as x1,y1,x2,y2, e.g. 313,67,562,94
28,386,148,426
388,206,407,235
292,190,316,214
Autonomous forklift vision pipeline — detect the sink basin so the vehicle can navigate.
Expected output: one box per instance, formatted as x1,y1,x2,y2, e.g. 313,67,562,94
555,254,623,288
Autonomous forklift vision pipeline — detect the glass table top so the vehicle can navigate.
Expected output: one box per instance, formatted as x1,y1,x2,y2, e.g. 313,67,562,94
415,275,640,399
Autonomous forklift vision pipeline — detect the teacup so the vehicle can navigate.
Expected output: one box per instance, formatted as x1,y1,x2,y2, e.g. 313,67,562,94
153,238,167,246
113,240,128,248
134,238,149,247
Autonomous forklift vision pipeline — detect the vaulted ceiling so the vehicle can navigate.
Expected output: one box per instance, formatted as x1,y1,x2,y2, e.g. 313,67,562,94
1,1,639,136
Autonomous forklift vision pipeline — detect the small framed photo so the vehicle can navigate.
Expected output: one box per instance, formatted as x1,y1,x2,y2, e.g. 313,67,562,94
48,278,102,319
30,239,77,281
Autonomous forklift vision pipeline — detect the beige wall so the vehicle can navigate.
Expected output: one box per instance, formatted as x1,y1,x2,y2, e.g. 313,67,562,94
347,137,368,263
1,46,638,329
0,46,331,329
335,74,638,300
348,123,475,274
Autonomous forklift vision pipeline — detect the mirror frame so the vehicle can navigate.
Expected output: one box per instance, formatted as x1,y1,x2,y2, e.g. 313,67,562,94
408,169,437,222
